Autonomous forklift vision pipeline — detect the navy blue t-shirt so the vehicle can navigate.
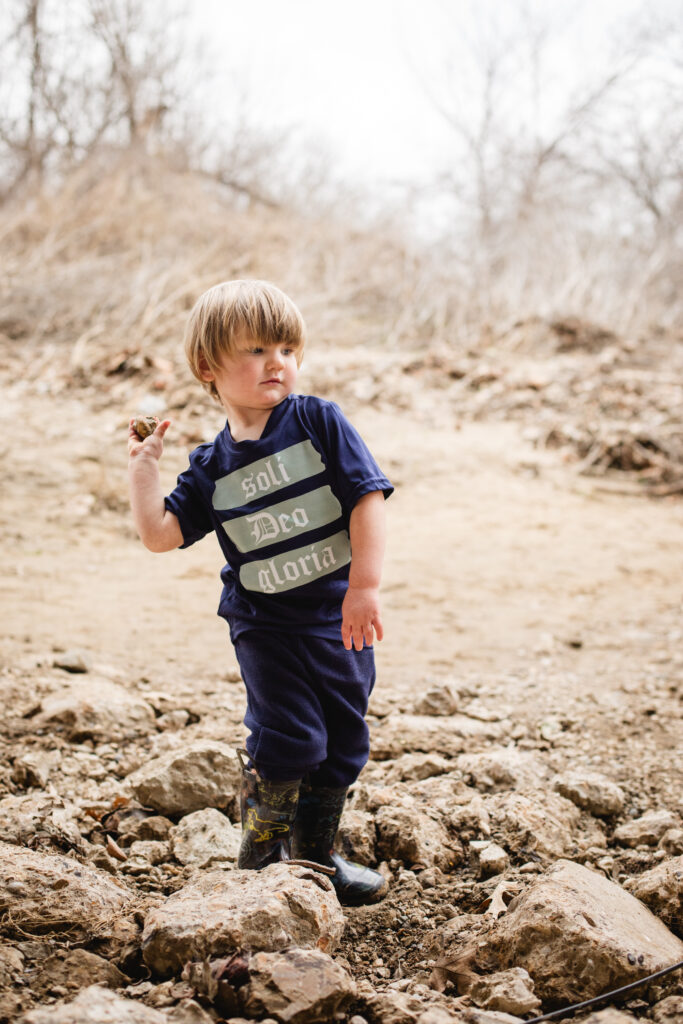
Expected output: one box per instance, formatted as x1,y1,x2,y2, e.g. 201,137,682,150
164,394,393,639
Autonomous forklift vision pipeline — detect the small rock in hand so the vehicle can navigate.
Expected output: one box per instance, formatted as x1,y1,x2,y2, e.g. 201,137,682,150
134,415,159,439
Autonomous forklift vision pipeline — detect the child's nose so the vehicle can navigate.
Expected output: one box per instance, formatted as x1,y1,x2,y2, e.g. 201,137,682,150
267,349,284,368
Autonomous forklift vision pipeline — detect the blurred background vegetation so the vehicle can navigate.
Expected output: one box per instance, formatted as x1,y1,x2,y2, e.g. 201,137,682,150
0,0,681,402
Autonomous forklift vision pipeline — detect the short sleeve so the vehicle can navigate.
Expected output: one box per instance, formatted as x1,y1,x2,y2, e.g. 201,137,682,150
164,464,214,548
315,401,393,512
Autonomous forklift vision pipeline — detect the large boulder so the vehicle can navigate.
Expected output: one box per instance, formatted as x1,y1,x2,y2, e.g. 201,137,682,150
0,841,137,954
457,749,550,792
33,949,127,998
18,985,166,1023
0,794,83,851
126,742,239,816
240,948,356,1023
375,805,462,871
483,790,604,859
37,678,156,741
624,856,683,936
552,771,626,817
474,859,683,1006
651,996,683,1023
466,968,540,1016
370,713,506,761
614,810,679,848
170,808,241,867
142,862,345,976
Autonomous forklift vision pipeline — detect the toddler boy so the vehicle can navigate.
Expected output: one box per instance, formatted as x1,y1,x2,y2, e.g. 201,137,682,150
128,279,393,904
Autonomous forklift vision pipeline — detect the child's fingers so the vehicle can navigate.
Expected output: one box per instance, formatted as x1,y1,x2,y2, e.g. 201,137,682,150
342,611,383,651
154,419,171,438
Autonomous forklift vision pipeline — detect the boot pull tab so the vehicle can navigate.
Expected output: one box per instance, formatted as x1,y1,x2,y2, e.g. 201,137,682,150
235,747,251,772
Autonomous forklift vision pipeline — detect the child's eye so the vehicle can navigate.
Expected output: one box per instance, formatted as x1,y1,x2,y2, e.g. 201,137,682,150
249,347,263,354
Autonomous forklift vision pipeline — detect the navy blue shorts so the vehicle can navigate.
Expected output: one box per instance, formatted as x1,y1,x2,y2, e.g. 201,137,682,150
232,630,376,787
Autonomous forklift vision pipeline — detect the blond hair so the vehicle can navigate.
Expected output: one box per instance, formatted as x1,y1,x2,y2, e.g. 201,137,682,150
184,279,306,398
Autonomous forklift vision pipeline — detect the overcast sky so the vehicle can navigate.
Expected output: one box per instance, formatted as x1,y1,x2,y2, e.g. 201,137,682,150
186,0,656,190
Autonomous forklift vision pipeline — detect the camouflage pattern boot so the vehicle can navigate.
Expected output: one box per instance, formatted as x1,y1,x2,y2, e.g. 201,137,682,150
236,748,301,870
291,781,389,905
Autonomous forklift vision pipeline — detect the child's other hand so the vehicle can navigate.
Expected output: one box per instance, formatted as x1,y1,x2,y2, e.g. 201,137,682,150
341,585,384,652
128,418,171,459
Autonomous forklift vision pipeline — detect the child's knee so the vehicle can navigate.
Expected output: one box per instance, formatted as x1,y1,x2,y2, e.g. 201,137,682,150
248,722,327,777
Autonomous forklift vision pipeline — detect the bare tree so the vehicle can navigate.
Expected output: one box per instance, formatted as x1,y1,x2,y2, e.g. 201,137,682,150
0,0,195,196
401,0,682,327
87,0,181,147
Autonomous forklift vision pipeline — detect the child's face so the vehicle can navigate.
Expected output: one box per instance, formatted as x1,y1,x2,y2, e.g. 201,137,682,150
202,331,299,418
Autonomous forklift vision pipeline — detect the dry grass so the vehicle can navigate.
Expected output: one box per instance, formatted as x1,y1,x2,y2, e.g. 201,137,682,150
0,150,679,413
0,152,456,393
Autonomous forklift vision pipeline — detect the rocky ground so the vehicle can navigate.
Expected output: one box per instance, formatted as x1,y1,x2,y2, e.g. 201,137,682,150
1,320,682,1024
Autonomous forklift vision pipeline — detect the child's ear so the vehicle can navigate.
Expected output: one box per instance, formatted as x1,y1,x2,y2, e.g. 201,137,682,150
198,357,214,382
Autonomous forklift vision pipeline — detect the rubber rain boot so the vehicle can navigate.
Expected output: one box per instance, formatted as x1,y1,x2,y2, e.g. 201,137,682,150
236,748,301,870
291,781,389,905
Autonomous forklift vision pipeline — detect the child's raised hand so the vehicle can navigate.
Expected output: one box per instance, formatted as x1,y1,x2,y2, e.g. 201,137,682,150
128,418,171,460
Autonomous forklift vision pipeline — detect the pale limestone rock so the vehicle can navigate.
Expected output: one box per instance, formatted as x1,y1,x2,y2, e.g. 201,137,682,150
118,815,174,843
53,650,92,673
19,986,165,1023
651,995,683,1023
353,782,418,814
412,685,459,716
360,989,475,1024
470,842,509,879
38,678,155,741
659,828,683,855
336,809,377,866
578,1013,638,1024
457,748,550,792
142,862,345,976
0,945,24,985
171,808,241,867
459,1012,523,1024
34,949,126,996
121,840,170,876
0,794,83,850
240,948,356,1023
552,770,626,817
11,749,59,788
370,713,505,761
361,989,443,1024
624,855,683,935
404,774,477,808
476,859,683,1005
0,840,136,953
383,752,454,783
360,989,424,1024
467,967,540,1015
375,805,461,871
484,790,605,859
166,1000,215,1023
126,741,238,815
414,782,491,840
614,809,680,847
416,1010,459,1024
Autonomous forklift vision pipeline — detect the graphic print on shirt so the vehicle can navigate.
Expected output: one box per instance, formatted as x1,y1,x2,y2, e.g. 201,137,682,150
223,486,342,552
212,440,350,594
241,531,351,594
212,440,324,510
